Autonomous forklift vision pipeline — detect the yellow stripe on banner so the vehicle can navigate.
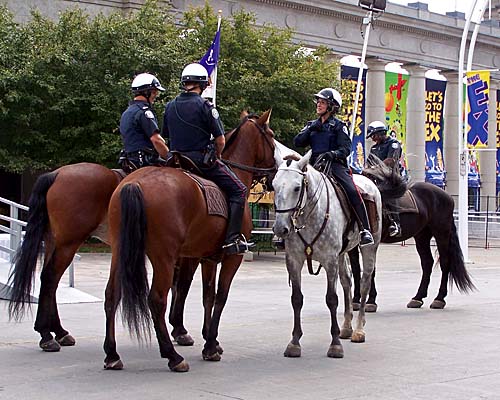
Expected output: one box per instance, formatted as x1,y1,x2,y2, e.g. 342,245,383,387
466,70,490,148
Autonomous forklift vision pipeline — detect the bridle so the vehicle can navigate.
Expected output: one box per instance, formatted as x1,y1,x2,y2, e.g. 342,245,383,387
274,166,331,275
222,115,278,180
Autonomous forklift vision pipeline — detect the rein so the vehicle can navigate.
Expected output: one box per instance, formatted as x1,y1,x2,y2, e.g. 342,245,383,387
275,169,331,275
221,115,277,178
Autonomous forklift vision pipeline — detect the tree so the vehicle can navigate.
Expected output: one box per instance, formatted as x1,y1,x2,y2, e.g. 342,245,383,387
0,1,339,173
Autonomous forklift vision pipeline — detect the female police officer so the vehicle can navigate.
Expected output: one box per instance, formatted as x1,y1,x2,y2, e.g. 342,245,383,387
162,63,250,255
294,88,374,247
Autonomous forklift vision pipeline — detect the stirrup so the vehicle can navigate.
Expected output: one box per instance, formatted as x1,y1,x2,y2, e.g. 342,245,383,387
389,223,401,237
222,235,254,255
359,230,374,247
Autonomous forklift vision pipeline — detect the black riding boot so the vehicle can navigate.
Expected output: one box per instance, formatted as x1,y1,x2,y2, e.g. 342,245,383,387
388,210,401,237
223,202,252,255
352,200,374,247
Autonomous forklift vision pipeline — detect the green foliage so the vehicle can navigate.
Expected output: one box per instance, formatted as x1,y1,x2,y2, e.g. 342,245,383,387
0,1,339,173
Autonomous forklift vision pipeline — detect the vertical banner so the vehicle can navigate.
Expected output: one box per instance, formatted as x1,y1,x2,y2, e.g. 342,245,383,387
496,89,500,197
385,72,409,175
424,78,447,188
466,70,490,148
341,65,367,173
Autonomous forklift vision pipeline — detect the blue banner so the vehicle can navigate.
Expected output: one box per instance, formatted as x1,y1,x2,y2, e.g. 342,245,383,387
466,70,490,148
341,65,366,173
424,78,447,188
496,90,500,196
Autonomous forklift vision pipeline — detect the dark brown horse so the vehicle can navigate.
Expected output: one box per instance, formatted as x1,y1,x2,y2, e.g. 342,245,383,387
103,110,276,372
350,160,475,310
8,163,121,351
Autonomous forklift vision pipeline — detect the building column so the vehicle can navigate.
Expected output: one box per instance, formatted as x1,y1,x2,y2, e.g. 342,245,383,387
481,80,499,209
404,64,427,182
365,58,386,129
442,72,460,197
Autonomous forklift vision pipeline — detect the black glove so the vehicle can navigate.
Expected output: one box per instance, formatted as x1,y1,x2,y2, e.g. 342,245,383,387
308,119,323,131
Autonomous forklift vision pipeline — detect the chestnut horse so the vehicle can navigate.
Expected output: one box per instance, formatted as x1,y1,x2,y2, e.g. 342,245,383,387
350,159,475,310
103,110,276,372
8,163,121,351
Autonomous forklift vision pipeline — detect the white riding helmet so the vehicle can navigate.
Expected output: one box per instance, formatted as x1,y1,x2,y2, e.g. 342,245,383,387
367,120,388,138
313,88,342,109
131,73,165,93
181,63,209,86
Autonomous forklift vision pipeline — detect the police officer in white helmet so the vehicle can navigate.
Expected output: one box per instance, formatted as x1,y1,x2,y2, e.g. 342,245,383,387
118,73,169,172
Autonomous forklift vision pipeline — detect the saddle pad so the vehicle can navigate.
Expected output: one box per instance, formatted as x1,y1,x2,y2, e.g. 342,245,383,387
394,190,419,214
328,176,378,226
182,172,228,219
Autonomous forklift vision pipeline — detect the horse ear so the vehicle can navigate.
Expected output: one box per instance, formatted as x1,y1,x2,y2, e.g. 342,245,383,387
258,109,272,126
297,150,312,171
240,110,249,120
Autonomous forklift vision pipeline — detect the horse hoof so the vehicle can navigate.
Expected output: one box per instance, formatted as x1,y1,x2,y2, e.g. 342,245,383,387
202,351,221,361
352,302,360,311
284,343,301,358
339,328,353,339
170,360,190,372
351,331,365,343
56,334,76,346
407,299,424,308
175,334,194,346
430,299,446,309
104,359,123,370
216,344,224,354
327,344,344,358
39,338,61,352
365,303,378,313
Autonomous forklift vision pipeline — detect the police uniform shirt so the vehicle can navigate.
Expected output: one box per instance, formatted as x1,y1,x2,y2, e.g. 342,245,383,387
120,100,160,153
293,115,351,165
369,136,402,162
162,92,224,152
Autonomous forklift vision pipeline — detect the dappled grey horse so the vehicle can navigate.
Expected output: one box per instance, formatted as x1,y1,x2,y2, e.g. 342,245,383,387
272,151,382,358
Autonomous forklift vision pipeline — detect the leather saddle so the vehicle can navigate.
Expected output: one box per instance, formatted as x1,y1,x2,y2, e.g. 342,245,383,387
166,152,228,219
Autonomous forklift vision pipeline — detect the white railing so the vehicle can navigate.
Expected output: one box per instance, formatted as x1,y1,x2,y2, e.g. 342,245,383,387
0,196,77,287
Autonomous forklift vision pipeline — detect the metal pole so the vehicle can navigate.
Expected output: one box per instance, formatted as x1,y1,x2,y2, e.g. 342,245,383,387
457,0,481,263
349,10,372,141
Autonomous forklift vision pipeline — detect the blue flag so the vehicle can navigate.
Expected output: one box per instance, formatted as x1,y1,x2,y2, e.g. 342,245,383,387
199,27,220,76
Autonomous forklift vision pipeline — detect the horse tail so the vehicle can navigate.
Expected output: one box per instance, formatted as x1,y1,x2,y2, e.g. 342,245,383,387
118,183,151,341
447,222,476,293
8,171,58,321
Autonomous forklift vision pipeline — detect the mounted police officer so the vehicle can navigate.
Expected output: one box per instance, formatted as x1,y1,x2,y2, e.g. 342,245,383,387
118,73,169,173
294,88,374,247
367,120,403,237
162,63,250,255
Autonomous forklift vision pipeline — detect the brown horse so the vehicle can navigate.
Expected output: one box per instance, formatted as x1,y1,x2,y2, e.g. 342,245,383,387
8,163,121,351
103,110,276,372
350,159,475,310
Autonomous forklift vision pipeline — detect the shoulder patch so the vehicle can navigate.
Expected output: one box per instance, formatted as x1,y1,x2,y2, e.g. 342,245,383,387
391,142,399,149
342,125,349,135
211,108,220,119
145,110,155,119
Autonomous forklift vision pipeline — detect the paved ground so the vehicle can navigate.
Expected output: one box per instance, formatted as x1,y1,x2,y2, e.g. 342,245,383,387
1,243,499,400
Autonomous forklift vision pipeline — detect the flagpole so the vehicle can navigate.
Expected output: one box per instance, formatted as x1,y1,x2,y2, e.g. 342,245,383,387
212,10,222,108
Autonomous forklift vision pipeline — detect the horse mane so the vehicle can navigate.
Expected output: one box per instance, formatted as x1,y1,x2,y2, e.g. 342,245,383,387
224,112,260,149
363,154,407,200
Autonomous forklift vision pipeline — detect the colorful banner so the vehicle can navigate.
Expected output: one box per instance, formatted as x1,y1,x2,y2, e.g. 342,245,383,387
341,65,367,173
466,70,490,148
385,71,409,176
424,78,447,188
496,90,500,196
